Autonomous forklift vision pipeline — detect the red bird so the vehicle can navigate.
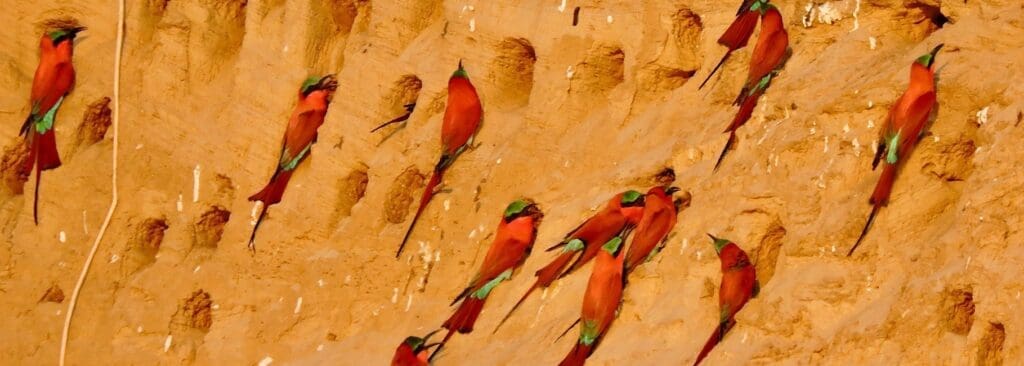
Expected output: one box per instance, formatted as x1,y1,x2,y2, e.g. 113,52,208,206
396,61,482,258
849,44,943,256
624,186,683,274
20,22,85,224
493,191,644,333
559,232,630,366
693,235,759,366
713,4,789,171
392,330,441,366
698,0,771,89
247,75,338,250
433,199,543,358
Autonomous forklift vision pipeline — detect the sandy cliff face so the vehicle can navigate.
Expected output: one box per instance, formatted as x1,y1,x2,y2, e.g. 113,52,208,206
1,0,1023,364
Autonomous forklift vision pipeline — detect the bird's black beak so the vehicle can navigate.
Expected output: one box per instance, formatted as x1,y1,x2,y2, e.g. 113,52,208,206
707,233,718,242
929,43,944,68
68,26,86,37
666,186,681,195
458,59,464,69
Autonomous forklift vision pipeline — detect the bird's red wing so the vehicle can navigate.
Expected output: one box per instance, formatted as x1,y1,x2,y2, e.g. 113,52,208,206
581,253,624,336
896,91,936,158
746,30,788,91
30,59,74,116
280,107,325,167
473,220,534,290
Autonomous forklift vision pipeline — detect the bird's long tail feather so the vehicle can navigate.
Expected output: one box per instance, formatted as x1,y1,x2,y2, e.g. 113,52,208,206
849,165,896,256
694,319,735,366
556,317,582,343
443,297,486,335
559,342,592,366
371,103,416,133
714,131,737,172
30,130,62,225
849,204,881,257
396,168,443,258
428,328,458,363
247,169,293,250
494,280,539,334
699,51,732,90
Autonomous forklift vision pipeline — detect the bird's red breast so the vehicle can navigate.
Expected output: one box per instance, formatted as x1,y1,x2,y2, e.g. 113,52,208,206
441,77,482,155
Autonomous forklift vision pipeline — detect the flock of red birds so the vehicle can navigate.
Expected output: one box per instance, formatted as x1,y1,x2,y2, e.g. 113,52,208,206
17,0,944,364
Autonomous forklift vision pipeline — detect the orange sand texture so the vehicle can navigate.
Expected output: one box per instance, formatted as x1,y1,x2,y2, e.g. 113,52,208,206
2,0,1024,365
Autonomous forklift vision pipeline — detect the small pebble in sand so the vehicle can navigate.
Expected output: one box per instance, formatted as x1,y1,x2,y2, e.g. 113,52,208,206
137,326,143,333
869,37,877,50
294,297,303,314
135,144,143,150
193,266,200,273
59,231,66,243
318,279,325,287
495,158,502,165
443,199,450,211
391,288,399,304
607,15,614,24
469,18,476,32
110,254,120,264
317,344,325,352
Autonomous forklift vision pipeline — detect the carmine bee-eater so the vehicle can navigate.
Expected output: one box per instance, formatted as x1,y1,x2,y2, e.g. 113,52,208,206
848,44,943,256
713,4,789,171
395,61,482,258
698,0,771,89
693,235,759,366
493,191,645,333
20,21,85,224
392,330,441,366
559,232,630,366
431,199,544,360
624,186,683,274
247,75,338,250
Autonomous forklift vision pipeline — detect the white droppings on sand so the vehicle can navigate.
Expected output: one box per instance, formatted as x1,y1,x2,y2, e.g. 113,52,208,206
344,275,352,284
82,210,88,234
56,309,61,315
816,2,844,25
317,279,325,287
680,238,689,255
741,332,748,343
434,250,441,264
607,15,614,24
824,136,829,153
164,335,173,352
696,250,703,261
965,256,972,270
867,119,875,129
391,288,399,304
843,124,850,134
496,158,502,165
540,287,549,300
869,36,877,50
192,164,201,202
809,127,816,135
278,297,284,303
469,18,476,32
443,199,450,211
851,0,861,31
802,2,815,27
258,356,273,366
176,194,183,212
250,201,262,225
469,229,477,239
136,326,143,333
867,100,874,109
870,139,879,155
852,138,862,157
193,266,200,273
59,231,66,243
211,304,220,310
294,297,303,314
405,294,414,312
557,0,566,12
976,106,990,126
566,66,575,79
933,135,940,143
317,344,324,352
110,254,120,264
687,148,696,160
817,174,827,189
900,309,910,318
135,144,143,150
831,245,837,253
